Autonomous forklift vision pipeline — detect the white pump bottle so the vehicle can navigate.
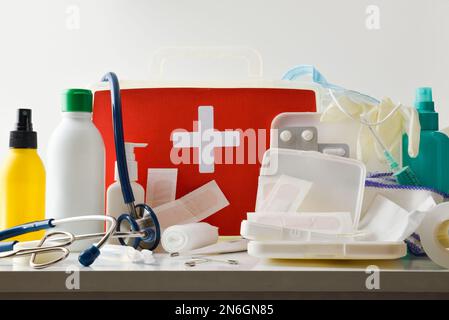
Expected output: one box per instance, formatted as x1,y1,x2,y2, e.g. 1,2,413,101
106,143,147,224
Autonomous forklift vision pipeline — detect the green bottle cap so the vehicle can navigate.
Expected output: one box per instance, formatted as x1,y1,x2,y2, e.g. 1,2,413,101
62,89,93,113
415,87,438,131
415,87,434,112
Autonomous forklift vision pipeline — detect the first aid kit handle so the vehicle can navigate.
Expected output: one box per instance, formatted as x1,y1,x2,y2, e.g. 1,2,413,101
150,46,263,79
0,219,54,241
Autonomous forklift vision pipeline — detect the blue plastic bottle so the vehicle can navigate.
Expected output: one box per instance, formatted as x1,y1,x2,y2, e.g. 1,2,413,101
402,88,449,194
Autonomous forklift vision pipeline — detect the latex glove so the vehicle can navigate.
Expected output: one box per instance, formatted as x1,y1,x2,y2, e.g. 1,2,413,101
357,108,377,163
320,95,374,122
399,104,420,158
320,95,420,164
373,98,403,161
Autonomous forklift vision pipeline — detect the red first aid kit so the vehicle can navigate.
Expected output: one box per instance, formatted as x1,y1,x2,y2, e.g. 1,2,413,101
93,79,317,235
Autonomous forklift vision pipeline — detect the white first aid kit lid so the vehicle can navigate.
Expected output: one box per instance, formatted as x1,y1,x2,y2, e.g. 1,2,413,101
258,149,366,229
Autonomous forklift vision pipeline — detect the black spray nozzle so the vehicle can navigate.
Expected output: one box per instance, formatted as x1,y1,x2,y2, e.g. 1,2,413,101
9,108,37,149
16,109,33,131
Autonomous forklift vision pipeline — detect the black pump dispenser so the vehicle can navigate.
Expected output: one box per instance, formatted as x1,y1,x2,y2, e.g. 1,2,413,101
9,109,38,149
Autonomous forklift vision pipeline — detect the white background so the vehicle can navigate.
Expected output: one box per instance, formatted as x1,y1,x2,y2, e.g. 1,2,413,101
0,0,448,162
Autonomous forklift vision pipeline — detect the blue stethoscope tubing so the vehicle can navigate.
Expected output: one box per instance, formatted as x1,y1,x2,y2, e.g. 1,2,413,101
101,72,161,250
101,72,134,207
0,72,161,267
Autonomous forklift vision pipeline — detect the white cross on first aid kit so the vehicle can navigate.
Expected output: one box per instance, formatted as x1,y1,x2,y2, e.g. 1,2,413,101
172,106,241,173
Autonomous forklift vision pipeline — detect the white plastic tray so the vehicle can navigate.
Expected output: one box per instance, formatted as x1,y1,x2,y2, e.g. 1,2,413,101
241,220,351,242
248,240,407,260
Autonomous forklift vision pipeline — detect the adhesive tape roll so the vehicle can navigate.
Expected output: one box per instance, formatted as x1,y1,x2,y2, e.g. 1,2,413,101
418,202,449,269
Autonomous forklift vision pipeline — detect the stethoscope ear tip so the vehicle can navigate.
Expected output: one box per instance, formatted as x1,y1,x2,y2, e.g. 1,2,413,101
78,245,101,267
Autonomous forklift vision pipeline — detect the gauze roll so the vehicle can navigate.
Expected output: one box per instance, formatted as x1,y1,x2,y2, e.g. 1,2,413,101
418,202,449,269
161,223,219,253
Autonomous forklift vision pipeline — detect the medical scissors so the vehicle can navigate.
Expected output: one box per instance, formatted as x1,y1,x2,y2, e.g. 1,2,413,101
0,213,158,269
0,227,147,269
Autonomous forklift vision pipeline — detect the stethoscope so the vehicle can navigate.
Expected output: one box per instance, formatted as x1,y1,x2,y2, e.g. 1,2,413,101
0,72,161,269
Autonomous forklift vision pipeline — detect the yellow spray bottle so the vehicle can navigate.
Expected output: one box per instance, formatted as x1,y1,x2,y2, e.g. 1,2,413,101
0,109,45,241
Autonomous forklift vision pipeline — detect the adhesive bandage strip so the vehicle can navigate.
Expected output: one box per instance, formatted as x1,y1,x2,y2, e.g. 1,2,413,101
258,175,312,212
255,176,279,211
154,180,230,229
146,168,178,207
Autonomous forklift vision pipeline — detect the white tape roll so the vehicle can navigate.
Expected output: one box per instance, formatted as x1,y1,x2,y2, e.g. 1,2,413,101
418,202,449,269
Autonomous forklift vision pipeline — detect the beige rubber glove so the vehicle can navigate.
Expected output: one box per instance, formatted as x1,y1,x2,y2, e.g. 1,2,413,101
320,96,420,163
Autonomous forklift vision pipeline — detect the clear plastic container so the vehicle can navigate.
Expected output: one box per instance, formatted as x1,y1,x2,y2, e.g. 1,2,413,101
256,149,366,229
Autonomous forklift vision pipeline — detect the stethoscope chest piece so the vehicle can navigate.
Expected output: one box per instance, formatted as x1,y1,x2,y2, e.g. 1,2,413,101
117,204,161,251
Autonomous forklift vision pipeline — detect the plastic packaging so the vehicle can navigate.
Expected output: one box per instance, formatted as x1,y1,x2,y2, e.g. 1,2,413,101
46,89,105,251
258,175,312,212
161,222,219,253
256,149,366,228
0,109,45,241
107,143,146,222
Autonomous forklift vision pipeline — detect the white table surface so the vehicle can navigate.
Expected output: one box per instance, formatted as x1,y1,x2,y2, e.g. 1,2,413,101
0,242,447,299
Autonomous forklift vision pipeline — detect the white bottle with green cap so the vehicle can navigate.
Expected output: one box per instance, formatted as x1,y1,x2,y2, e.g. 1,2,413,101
46,89,105,251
